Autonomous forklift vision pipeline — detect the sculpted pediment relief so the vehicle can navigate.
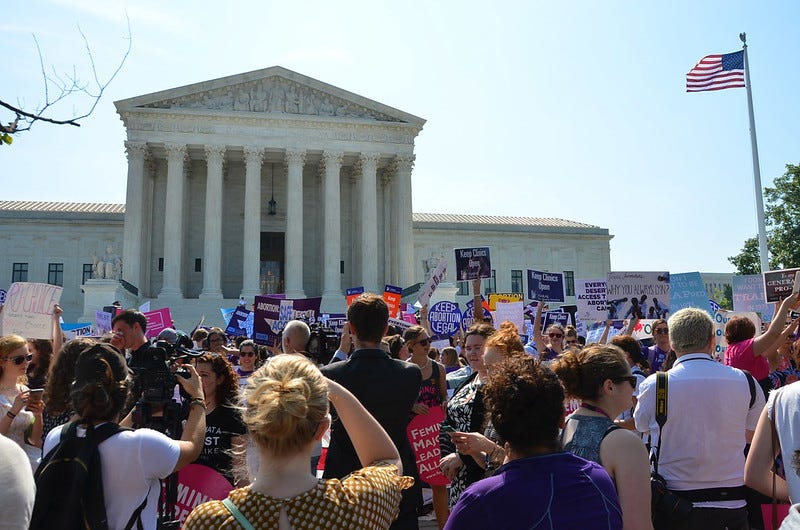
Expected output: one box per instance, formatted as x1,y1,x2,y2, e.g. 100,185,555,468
139,76,404,123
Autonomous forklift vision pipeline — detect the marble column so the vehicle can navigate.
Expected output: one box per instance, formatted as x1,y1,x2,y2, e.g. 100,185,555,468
122,141,147,295
200,145,226,298
240,146,264,299
159,143,187,298
284,149,306,299
394,155,415,288
382,172,395,285
359,153,380,293
321,150,344,311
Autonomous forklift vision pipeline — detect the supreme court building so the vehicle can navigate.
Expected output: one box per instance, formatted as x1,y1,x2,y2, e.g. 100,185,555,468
0,67,613,329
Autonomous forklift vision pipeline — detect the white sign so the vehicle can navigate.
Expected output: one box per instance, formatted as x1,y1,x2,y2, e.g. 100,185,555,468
494,301,525,332
0,282,63,339
575,278,607,321
418,259,448,306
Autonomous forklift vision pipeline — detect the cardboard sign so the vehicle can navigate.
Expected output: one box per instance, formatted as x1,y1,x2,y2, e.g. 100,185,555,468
454,247,491,281
143,308,173,339
175,464,233,525
428,301,462,336
670,272,711,315
714,310,761,361
383,285,403,318
253,296,322,346
733,274,775,322
487,292,523,311
0,282,62,339
418,259,448,306
346,287,365,307
763,269,800,303
527,270,566,303
606,272,670,320
225,306,252,337
494,300,524,331
406,405,450,487
575,279,607,321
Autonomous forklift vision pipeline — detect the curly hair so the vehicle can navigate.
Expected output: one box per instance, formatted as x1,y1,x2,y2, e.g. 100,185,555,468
194,353,240,406
27,338,53,383
0,335,28,385
483,355,564,452
484,321,525,358
45,338,97,415
551,344,630,400
243,354,328,457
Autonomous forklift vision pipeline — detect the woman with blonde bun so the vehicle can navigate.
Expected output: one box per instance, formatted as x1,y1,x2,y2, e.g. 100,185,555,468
185,354,412,530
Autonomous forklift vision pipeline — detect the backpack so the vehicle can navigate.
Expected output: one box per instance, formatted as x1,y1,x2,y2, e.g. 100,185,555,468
30,421,146,530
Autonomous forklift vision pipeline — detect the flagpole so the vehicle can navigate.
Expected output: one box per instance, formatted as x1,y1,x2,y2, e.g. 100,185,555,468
740,32,770,274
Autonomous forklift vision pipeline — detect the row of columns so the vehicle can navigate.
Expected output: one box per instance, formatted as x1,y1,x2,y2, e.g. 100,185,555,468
122,141,415,305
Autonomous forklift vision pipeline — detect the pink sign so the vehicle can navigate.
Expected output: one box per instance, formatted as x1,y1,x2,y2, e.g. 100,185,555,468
143,308,173,339
174,464,233,524
406,405,450,487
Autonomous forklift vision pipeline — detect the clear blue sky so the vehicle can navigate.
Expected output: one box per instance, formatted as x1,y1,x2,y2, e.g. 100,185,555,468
4,0,799,274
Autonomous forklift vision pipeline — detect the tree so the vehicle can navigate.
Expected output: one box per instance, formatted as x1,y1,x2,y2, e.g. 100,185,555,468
710,285,733,310
0,21,131,147
728,163,800,274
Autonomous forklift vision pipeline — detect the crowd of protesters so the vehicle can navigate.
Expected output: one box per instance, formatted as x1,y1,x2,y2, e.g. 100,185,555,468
2,287,800,530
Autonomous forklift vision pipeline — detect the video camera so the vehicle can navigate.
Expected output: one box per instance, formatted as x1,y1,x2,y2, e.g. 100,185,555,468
307,323,340,365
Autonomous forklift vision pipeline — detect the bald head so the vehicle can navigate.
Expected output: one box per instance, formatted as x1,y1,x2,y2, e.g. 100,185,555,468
282,320,311,354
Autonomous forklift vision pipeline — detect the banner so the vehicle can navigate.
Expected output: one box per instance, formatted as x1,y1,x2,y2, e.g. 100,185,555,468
763,269,800,303
418,259,448,306
487,292,523,311
733,274,775,322
606,272,670,320
253,296,322,346
143,308,173,339
494,301,524,331
225,306,252,337
628,319,658,341
406,405,450,486
175,464,233,525
453,247,491,281
669,272,711,315
428,301,462,336
713,310,761,361
575,278,607,321
0,282,62,339
319,313,347,335
95,310,113,335
61,322,93,339
346,286,364,307
383,285,403,318
527,270,565,303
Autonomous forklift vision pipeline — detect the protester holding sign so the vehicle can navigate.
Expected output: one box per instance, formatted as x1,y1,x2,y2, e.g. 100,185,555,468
532,301,564,362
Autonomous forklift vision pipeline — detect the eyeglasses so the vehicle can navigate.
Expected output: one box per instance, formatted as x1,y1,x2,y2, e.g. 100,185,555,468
613,375,637,388
654,328,669,335
548,333,564,339
239,351,255,357
414,338,431,347
3,354,32,366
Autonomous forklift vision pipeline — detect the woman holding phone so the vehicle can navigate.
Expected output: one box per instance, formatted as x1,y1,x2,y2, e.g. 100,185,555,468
0,335,44,470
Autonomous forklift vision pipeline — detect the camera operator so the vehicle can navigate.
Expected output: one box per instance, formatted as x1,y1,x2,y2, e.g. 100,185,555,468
42,343,206,530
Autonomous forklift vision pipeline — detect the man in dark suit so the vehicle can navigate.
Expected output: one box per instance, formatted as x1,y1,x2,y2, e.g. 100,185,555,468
322,293,422,530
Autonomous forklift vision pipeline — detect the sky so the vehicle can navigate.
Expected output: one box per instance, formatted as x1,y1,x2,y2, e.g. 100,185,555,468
3,0,799,274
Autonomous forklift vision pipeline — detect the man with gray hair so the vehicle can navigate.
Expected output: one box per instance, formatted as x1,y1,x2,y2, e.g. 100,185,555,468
634,307,765,530
281,320,311,355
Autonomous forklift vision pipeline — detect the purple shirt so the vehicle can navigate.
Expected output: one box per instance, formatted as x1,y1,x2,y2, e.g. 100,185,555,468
645,345,669,372
444,452,622,530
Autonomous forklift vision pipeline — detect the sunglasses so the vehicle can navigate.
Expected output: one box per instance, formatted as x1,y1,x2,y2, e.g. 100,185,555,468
239,351,256,357
548,333,564,339
414,338,431,347
654,328,669,335
613,375,637,388
3,354,32,366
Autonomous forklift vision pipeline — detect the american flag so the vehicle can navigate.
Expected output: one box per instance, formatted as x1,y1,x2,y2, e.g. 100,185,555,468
686,51,745,92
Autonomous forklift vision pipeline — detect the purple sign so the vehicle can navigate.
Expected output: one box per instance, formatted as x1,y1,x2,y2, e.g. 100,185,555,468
527,270,565,303
543,311,570,329
320,313,347,335
225,306,252,337
0,289,6,305
462,302,492,329
253,296,322,346
454,247,491,281
428,301,462,336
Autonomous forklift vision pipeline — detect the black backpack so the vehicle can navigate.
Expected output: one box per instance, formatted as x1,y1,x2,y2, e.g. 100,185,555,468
30,421,146,530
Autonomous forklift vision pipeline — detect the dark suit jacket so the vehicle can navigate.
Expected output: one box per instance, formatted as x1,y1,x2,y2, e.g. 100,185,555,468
321,348,422,529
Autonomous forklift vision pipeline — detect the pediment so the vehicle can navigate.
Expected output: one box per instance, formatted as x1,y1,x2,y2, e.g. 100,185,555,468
115,66,424,126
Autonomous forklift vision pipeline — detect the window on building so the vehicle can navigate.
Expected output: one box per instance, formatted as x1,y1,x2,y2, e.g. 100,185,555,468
484,270,497,295
82,264,94,284
457,281,469,296
511,270,523,294
48,263,64,286
564,270,575,296
158,258,164,272
195,258,202,272
12,263,28,283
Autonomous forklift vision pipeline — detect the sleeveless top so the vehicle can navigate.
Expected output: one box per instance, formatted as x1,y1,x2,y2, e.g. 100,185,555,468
417,362,442,408
561,414,616,466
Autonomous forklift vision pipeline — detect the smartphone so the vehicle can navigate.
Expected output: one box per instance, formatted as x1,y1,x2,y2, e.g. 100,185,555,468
28,389,44,404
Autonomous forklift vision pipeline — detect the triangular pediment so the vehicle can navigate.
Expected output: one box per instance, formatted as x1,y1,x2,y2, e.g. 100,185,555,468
115,66,424,126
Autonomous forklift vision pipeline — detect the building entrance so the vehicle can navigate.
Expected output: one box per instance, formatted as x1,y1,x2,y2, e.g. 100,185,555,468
260,232,285,294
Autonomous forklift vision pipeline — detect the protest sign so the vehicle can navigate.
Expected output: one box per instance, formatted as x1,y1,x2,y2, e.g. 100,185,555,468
95,310,113,335
143,308,173,339
453,247,491,281
527,270,565,303
346,287,364,307
406,405,449,486
713,310,761,361
428,301,462,336
418,259,448,306
219,307,236,327
487,293,523,311
0,282,62,339
225,306,252,337
61,323,93,339
629,319,658,341
669,272,711,315
319,313,347,335
430,338,451,351
543,311,570,329
733,275,775,322
494,301,524,331
606,272,670,320
138,301,151,313
383,285,402,318
0,289,6,305
389,316,414,333
175,464,233,525
763,269,800,303
462,298,493,329
585,320,625,343
253,296,322,346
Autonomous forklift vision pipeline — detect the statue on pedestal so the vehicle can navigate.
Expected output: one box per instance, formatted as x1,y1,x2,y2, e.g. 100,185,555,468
91,246,123,280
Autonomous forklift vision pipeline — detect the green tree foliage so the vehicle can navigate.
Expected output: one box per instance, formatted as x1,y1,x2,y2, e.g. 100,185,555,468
729,164,800,274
